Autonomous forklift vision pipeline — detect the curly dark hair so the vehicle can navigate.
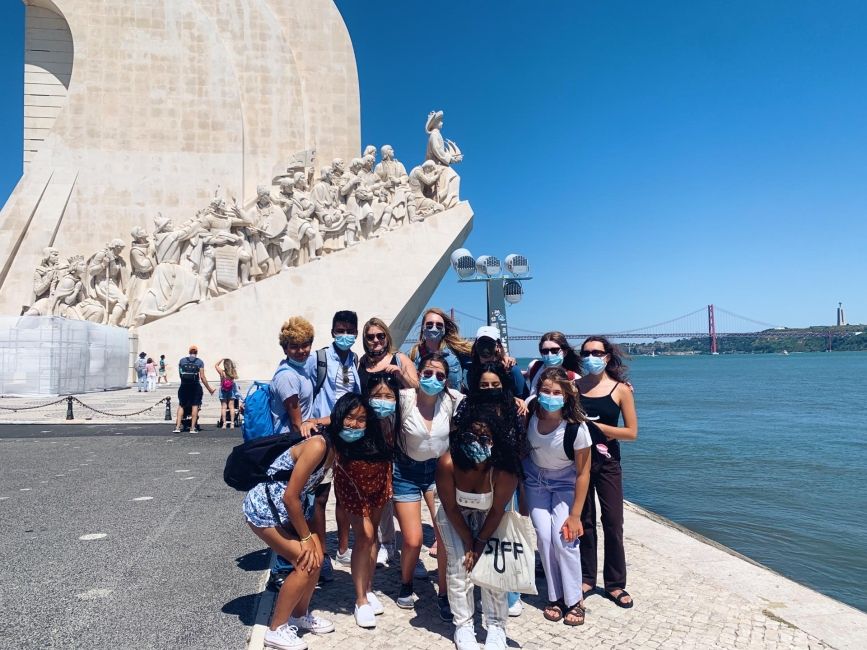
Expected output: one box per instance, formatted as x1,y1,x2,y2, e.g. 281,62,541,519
465,362,515,403
326,393,391,462
450,401,528,478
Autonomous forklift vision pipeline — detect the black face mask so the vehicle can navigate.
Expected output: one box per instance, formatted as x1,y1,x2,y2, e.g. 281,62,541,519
475,388,504,402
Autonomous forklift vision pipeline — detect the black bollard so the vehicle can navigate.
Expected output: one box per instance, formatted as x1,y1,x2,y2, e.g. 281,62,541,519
164,396,172,421
66,396,74,420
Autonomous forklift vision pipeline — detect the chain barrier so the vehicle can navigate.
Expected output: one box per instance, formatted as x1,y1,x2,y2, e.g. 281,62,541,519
0,395,172,420
0,397,69,412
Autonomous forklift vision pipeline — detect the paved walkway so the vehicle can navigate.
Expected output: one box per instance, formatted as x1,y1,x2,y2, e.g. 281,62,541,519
0,384,224,425
250,500,866,650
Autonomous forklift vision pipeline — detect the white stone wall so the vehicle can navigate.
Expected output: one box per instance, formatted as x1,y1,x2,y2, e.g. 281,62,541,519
0,0,360,316
23,2,73,169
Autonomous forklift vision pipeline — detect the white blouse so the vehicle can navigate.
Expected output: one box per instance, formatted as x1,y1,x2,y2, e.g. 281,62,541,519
398,388,464,462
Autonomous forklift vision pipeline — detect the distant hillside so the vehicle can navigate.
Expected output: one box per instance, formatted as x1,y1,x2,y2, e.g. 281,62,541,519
622,324,867,355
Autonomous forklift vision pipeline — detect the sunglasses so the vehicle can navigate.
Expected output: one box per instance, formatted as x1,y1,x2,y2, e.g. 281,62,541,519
366,332,387,342
421,369,447,381
580,350,607,358
540,347,562,355
341,365,350,386
424,322,445,331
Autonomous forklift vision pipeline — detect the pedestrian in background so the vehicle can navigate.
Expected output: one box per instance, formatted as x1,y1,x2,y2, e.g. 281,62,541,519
216,358,241,429
134,351,147,392
146,357,157,392
158,354,168,384
173,344,215,433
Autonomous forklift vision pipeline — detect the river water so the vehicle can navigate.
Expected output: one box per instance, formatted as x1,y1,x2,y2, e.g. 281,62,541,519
519,352,867,612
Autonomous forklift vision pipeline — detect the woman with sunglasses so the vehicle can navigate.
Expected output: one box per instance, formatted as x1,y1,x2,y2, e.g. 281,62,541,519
393,352,463,620
526,332,582,397
576,336,638,610
409,307,472,392
524,366,592,627
328,392,394,628
358,317,419,389
435,403,526,650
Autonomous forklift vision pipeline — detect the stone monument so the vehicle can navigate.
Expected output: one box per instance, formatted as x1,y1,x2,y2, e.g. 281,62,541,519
0,0,473,385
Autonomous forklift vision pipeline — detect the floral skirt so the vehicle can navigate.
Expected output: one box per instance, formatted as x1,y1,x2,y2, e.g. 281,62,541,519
334,458,393,517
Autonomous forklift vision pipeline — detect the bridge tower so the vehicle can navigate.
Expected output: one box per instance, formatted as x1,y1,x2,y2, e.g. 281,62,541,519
708,304,718,354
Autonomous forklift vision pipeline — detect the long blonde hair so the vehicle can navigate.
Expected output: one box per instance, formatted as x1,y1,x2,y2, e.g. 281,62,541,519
223,358,239,379
409,307,472,360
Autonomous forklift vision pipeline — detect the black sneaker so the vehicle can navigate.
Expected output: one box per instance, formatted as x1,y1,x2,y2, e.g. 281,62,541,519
396,582,415,609
193,425,202,433
438,594,453,622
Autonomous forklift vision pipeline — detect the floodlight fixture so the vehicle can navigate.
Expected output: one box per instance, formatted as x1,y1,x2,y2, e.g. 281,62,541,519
450,248,476,279
475,255,501,277
504,254,529,277
503,279,523,305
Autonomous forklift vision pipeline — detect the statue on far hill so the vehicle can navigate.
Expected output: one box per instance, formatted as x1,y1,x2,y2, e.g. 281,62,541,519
425,110,463,209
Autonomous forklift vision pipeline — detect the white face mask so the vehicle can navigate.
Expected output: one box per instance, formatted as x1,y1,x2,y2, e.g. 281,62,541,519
189,353,197,359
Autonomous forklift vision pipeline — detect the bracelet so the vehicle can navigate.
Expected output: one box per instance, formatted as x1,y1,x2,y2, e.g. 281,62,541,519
299,532,313,543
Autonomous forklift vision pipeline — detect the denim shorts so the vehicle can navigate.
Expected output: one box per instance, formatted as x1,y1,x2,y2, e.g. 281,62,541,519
392,457,437,503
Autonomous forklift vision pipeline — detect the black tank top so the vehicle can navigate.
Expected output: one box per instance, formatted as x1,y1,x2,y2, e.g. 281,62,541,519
358,353,400,391
579,382,622,464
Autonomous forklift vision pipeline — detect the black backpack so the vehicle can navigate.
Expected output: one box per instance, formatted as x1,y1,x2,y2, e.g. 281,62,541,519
564,420,603,460
223,433,298,492
179,357,200,384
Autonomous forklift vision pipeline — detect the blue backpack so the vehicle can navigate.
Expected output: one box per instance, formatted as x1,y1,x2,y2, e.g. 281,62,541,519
241,367,291,442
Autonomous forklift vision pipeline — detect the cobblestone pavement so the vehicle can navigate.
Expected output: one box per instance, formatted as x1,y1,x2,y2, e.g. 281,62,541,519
252,499,854,650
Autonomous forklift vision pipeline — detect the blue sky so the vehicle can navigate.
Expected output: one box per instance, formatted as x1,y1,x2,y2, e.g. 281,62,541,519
3,2,867,351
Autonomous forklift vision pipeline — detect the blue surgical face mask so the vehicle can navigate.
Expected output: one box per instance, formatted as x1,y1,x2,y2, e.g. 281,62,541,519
462,440,492,464
339,427,365,443
369,398,396,418
334,334,356,351
419,375,445,396
286,357,306,370
581,356,607,376
423,327,445,342
538,393,565,412
542,352,564,367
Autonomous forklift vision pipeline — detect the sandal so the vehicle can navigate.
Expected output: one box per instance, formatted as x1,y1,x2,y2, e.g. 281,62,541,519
563,602,586,626
582,585,596,598
543,600,565,622
605,589,634,609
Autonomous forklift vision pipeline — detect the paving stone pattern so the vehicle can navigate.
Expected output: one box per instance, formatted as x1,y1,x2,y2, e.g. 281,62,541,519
279,501,833,650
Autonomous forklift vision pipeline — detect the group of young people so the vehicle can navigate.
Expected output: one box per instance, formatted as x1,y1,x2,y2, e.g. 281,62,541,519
241,308,638,650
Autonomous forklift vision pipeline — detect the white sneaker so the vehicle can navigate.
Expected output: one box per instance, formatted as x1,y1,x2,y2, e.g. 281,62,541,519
335,548,352,566
454,625,479,650
376,545,389,567
264,625,308,650
287,613,335,635
508,597,523,617
483,625,507,650
413,558,428,579
366,591,385,615
354,603,377,628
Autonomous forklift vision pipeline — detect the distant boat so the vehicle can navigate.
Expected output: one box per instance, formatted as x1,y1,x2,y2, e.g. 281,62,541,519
782,350,789,355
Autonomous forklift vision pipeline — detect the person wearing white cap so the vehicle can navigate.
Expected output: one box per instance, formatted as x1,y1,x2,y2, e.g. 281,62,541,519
471,326,527,399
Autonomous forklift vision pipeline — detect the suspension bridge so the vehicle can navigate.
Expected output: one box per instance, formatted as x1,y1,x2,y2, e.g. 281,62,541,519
417,305,852,354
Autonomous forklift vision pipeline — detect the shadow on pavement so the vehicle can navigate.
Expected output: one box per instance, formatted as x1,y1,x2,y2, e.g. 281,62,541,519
235,548,270,572
222,591,261,626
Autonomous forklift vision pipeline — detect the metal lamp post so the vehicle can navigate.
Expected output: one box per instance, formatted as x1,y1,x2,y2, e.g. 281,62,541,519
450,249,531,355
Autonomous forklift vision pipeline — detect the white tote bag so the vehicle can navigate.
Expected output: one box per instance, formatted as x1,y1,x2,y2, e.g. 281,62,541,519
470,510,538,595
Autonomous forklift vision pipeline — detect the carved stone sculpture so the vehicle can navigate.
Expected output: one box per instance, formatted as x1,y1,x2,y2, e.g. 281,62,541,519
25,255,88,319
409,160,445,218
195,197,254,295
313,167,348,253
425,110,462,209
32,247,61,304
127,226,154,326
375,144,415,228
133,215,202,326
275,177,321,267
84,239,128,325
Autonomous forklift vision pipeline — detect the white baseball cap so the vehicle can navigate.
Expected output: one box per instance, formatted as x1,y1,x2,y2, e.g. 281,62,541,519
475,325,500,341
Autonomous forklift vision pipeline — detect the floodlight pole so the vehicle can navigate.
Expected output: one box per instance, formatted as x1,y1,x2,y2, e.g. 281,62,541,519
456,275,532,356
